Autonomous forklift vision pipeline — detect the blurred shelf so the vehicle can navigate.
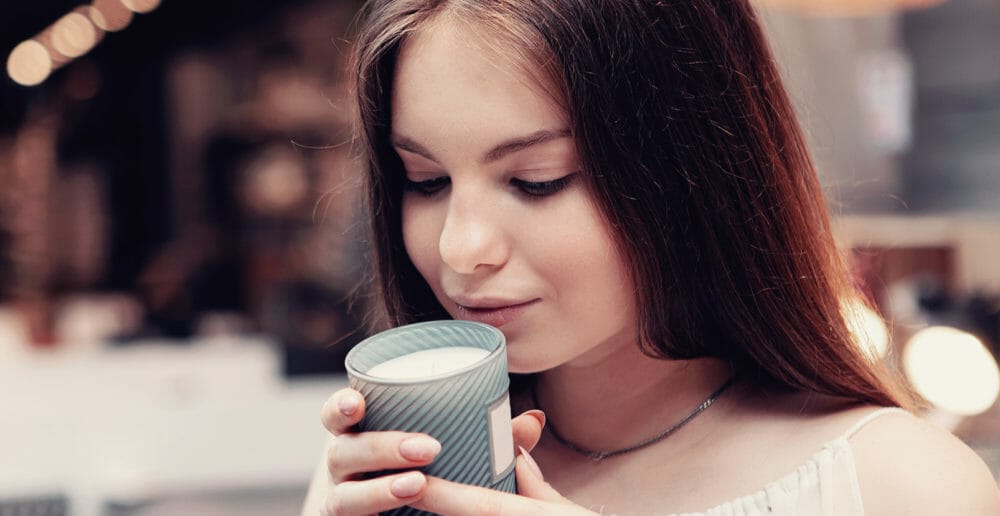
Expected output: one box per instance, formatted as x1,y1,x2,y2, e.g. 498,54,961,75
833,213,1000,292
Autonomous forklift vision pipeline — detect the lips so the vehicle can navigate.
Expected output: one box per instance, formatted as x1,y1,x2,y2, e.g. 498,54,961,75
453,299,538,328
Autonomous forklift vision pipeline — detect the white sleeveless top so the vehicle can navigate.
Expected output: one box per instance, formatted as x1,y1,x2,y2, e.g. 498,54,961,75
674,407,908,516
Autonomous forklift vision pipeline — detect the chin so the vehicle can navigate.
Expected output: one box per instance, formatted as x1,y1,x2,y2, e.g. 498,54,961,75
505,350,559,375
505,356,532,374
504,348,533,374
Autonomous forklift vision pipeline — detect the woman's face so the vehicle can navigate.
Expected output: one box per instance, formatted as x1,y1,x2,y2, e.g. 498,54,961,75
391,17,638,373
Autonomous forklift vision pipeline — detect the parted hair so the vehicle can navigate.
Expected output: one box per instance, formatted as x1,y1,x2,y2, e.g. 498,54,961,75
350,0,914,408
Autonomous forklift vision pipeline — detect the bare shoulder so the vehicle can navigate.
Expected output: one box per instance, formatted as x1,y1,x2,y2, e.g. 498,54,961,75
849,409,1000,515
728,386,998,514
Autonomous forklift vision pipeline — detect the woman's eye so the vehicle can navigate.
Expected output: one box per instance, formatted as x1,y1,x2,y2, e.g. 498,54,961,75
511,174,576,198
403,176,449,196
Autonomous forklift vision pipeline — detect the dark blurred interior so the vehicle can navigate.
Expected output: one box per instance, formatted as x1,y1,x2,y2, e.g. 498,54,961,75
1,0,368,376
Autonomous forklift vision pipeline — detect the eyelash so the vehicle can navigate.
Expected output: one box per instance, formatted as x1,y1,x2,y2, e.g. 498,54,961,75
511,176,575,198
402,174,576,199
402,176,449,196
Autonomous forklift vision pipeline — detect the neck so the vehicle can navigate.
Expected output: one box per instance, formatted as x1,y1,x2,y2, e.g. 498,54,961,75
535,342,732,454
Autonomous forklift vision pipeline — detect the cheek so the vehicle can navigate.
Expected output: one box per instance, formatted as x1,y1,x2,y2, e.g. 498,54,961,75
555,216,634,313
401,201,440,277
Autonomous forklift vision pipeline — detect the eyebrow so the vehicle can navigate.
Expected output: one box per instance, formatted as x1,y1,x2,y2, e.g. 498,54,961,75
391,128,572,164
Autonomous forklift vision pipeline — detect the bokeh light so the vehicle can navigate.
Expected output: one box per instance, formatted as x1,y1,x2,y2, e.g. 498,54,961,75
842,298,890,361
51,11,99,59
6,40,53,86
121,0,162,14
239,147,310,215
34,28,72,69
89,0,134,32
904,326,1000,416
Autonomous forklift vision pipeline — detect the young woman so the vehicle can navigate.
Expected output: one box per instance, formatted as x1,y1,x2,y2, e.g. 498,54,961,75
303,1,1000,514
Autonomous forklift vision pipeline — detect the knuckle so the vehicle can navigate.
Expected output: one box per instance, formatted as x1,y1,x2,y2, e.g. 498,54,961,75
326,438,344,474
325,483,359,516
323,492,344,516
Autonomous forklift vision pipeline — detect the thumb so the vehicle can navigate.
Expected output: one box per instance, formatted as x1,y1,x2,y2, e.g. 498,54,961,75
515,445,568,503
512,409,545,452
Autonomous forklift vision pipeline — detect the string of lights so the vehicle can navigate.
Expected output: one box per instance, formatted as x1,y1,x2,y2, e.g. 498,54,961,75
5,0,161,87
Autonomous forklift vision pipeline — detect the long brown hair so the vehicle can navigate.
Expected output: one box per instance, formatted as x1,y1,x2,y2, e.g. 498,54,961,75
351,0,914,408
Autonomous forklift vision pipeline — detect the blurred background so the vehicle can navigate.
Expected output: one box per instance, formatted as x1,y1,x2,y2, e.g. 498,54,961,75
1,0,998,514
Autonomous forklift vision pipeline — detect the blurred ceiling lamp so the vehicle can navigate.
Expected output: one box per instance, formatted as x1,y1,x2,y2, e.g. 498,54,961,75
754,0,948,16
51,11,99,59
842,298,890,361
121,0,162,14
90,0,134,32
6,40,53,86
904,326,1000,416
240,146,310,215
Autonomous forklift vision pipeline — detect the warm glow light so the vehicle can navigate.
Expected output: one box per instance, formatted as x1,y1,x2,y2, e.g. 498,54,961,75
34,28,71,68
7,40,53,86
75,5,107,44
51,12,99,58
904,326,1000,416
121,0,162,14
90,0,133,32
241,148,310,214
843,298,890,361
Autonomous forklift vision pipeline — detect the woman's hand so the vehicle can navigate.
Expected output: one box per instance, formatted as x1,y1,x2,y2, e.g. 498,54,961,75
317,388,438,515
410,448,598,516
315,387,562,515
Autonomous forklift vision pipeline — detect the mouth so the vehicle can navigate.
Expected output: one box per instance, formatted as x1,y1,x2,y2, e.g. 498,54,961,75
453,299,539,328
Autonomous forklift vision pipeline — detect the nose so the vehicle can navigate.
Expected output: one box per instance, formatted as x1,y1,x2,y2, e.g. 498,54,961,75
438,191,510,275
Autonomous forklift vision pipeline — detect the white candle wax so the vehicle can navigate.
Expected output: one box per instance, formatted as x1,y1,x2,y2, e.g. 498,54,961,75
367,346,490,380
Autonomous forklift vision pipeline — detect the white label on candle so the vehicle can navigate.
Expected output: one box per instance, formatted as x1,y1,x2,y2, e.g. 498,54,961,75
488,393,514,479
366,346,490,379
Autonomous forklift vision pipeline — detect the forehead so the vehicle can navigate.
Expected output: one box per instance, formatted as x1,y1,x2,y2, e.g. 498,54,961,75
391,15,567,136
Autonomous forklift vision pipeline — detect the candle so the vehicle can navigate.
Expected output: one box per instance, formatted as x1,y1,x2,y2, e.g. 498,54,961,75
367,346,490,379
345,320,516,514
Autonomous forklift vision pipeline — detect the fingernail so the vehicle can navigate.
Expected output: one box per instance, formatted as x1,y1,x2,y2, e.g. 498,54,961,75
390,472,425,498
524,409,546,428
338,394,359,416
399,436,441,462
518,445,544,481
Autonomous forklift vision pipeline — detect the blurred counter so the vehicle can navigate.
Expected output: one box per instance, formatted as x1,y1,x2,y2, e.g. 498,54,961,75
0,336,346,515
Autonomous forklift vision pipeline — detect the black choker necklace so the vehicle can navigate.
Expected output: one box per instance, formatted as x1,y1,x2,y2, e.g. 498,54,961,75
531,375,736,462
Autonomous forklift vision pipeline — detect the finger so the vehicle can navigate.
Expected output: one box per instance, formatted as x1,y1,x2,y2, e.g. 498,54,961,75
412,476,552,516
514,447,568,503
327,432,441,482
512,409,545,452
321,389,366,434
325,471,427,516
